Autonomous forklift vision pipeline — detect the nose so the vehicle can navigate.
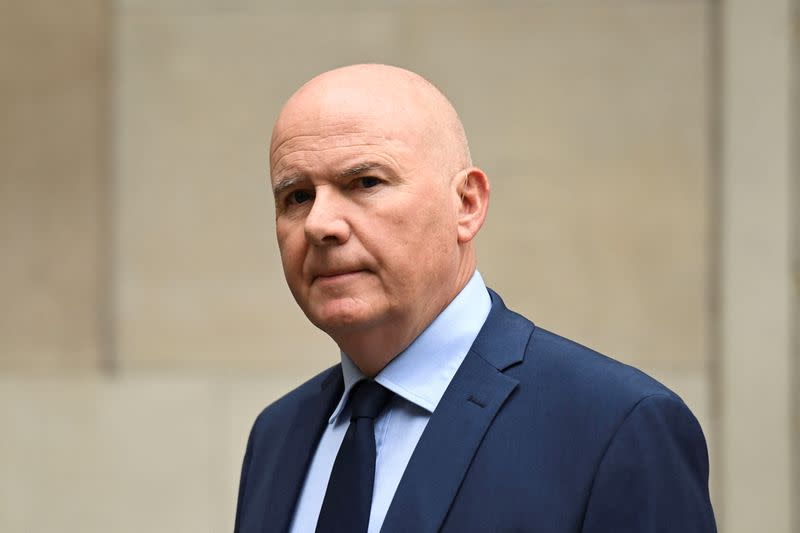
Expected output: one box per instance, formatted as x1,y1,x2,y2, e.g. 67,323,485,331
304,188,351,246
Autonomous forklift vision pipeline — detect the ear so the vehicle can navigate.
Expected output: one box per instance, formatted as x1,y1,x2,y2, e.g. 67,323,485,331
455,167,490,244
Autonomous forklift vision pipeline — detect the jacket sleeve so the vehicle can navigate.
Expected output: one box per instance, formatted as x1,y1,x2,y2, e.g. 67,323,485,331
581,394,717,532
233,423,256,533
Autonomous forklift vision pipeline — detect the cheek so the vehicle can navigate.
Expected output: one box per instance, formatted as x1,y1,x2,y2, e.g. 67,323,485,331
277,229,306,279
380,205,455,275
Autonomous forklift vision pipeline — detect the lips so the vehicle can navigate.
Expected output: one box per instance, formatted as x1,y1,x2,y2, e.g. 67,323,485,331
312,268,368,283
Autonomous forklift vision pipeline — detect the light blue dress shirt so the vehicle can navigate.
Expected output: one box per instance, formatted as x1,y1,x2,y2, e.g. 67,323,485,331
289,270,492,533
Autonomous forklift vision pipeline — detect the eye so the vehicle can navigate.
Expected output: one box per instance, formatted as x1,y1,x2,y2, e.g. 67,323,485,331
356,176,381,189
288,189,313,205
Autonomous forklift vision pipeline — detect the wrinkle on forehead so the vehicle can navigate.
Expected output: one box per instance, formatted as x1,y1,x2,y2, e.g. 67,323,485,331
269,64,471,176
272,140,409,184
271,127,411,179
272,122,394,162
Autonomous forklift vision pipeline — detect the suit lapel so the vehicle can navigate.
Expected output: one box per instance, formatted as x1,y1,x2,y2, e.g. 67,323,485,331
260,367,343,533
381,290,534,533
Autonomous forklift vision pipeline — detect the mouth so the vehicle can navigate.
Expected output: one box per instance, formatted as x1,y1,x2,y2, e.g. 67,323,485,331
312,269,368,284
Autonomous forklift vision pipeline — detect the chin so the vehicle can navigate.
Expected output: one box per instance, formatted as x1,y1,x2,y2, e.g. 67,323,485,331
306,299,381,335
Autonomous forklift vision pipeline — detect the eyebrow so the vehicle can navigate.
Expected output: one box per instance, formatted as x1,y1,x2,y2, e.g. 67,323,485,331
272,174,307,197
272,161,389,197
339,161,386,177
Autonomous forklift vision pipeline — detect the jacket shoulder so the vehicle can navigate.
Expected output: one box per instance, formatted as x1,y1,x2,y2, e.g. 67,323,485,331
481,289,682,410
249,365,341,440
521,325,683,412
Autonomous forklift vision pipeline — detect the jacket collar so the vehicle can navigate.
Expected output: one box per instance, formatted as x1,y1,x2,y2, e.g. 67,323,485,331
380,289,535,532
258,367,343,533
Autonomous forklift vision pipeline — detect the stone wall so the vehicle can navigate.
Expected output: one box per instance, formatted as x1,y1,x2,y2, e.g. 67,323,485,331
1,1,795,531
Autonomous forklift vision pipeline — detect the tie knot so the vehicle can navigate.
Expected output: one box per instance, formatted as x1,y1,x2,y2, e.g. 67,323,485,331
348,380,393,420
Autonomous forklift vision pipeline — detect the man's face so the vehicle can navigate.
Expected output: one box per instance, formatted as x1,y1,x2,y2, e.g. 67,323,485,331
270,94,463,341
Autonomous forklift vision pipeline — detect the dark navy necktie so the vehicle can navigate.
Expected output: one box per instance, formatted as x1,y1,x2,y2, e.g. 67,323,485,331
315,379,394,533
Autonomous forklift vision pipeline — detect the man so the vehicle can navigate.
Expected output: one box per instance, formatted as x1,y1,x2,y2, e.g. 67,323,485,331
235,64,716,532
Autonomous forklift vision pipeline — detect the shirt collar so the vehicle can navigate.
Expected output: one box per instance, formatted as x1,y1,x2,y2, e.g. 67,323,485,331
329,270,492,423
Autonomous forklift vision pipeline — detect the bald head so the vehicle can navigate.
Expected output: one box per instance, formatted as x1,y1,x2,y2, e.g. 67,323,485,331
270,64,471,178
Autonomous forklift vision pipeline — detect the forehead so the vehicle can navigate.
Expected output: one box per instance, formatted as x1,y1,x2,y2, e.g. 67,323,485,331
270,108,421,181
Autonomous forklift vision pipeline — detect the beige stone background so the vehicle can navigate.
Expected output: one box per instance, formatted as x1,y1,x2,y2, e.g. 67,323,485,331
1,1,796,532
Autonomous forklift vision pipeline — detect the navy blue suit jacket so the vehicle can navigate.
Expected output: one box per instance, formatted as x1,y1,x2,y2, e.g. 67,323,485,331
235,290,717,532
